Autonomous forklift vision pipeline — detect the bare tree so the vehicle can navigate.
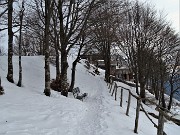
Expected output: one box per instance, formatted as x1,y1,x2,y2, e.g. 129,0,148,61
44,0,53,96
50,5,60,81
116,1,168,103
7,0,14,83
87,0,122,82
68,25,91,92
167,49,180,110
0,0,8,18
17,0,25,87
0,0,7,94
56,0,98,97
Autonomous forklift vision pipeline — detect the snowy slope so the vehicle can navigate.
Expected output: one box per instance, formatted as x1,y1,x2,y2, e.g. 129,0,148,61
0,56,179,135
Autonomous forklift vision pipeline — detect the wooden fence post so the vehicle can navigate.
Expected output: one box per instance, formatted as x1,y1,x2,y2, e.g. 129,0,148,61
111,83,116,96
157,111,164,135
109,82,113,92
120,88,123,107
126,91,131,116
115,85,117,100
108,81,111,89
109,82,113,93
134,98,141,133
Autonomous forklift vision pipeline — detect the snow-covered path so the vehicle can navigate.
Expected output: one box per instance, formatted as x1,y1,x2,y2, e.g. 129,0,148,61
74,77,108,135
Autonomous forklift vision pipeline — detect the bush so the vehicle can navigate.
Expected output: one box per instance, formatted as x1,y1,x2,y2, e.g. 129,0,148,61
50,77,70,93
50,79,60,92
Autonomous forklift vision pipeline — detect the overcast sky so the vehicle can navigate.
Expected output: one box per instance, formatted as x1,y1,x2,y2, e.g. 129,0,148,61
139,0,179,33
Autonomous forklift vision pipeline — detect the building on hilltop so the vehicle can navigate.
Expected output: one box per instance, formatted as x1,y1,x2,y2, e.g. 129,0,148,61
81,54,134,82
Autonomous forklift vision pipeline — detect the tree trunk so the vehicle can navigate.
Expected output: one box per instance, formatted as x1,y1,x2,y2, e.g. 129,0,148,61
7,0,14,83
154,79,159,100
160,76,166,109
126,91,131,116
161,88,166,109
157,111,164,135
134,99,141,133
140,81,146,103
44,0,52,96
55,52,60,80
53,17,60,80
68,43,83,93
168,79,174,110
69,59,78,92
168,93,173,110
55,39,60,80
134,71,139,95
104,42,111,83
105,59,111,83
60,48,69,97
17,2,24,87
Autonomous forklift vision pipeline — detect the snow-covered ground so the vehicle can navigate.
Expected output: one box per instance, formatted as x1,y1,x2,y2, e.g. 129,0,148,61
0,56,179,135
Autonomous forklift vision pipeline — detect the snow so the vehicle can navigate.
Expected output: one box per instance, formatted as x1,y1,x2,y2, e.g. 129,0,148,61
0,56,179,135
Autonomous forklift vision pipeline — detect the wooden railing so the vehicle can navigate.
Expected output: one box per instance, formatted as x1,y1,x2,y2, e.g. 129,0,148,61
107,76,168,135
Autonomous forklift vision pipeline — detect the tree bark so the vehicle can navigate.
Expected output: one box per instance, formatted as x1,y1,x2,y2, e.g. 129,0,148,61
157,111,164,135
126,91,131,116
68,58,79,92
139,76,146,103
104,41,111,83
7,0,14,83
17,1,24,87
161,88,166,109
60,48,69,97
134,99,141,133
168,93,173,110
160,72,166,109
44,0,52,96
55,51,60,80
134,71,139,95
69,44,83,92
55,33,60,81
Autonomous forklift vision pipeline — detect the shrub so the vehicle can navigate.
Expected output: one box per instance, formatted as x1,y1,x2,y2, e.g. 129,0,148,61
50,77,70,93
50,79,60,92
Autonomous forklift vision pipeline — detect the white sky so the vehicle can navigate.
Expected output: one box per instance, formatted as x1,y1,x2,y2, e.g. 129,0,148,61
0,0,179,50
139,0,179,34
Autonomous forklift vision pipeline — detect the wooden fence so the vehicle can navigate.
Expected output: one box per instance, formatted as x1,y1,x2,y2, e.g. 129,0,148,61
107,76,168,135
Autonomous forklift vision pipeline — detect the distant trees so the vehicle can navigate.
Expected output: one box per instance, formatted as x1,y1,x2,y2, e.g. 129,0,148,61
167,50,180,110
87,0,123,82
0,1,8,18
116,1,180,106
117,1,158,101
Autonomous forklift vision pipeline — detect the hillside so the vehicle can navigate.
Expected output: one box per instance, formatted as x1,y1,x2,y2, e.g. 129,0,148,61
0,56,179,135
